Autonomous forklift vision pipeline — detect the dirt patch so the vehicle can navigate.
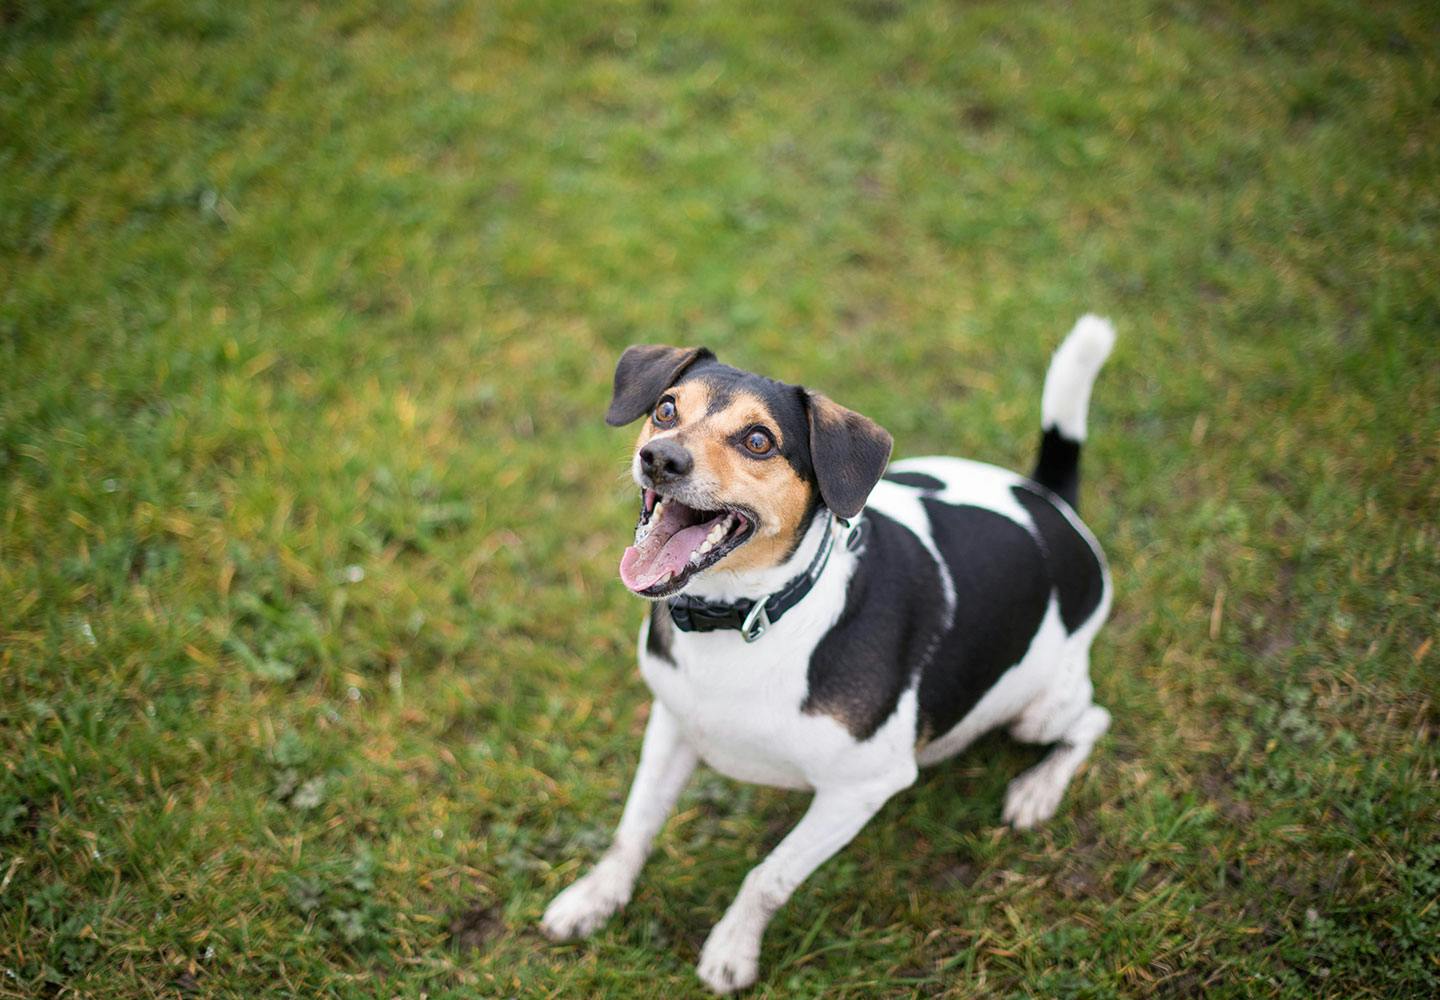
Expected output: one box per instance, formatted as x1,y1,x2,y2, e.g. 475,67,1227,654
1053,865,1104,900
1196,767,1255,825
448,904,504,954
961,102,1000,131
1235,547,1301,661
939,861,978,890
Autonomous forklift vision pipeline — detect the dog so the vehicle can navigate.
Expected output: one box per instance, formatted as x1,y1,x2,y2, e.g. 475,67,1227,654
541,316,1116,993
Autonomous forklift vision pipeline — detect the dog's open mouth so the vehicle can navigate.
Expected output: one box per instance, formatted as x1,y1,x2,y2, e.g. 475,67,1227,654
619,489,755,597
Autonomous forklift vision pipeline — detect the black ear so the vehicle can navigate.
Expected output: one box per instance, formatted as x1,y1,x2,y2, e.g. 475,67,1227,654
804,391,893,520
606,345,715,426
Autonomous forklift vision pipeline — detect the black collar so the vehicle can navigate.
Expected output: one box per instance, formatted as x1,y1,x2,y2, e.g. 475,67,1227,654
667,510,862,642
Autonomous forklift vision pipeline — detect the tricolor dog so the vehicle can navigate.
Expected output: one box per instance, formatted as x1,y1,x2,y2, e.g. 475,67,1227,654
542,317,1117,993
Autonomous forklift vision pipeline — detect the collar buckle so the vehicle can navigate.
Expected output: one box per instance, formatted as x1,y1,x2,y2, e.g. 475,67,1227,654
740,600,770,643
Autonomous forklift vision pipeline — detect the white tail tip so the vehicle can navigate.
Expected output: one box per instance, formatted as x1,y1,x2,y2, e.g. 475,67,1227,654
1041,314,1115,442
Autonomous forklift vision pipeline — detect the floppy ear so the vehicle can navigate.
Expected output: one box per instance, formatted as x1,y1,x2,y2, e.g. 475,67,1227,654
606,345,715,426
804,391,893,520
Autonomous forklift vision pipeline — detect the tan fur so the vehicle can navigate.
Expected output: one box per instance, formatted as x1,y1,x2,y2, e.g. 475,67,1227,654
632,381,814,574
805,393,843,427
699,391,812,573
632,380,713,453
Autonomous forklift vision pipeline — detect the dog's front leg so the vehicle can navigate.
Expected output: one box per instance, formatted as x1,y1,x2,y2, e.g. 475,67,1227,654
696,768,916,994
541,700,698,941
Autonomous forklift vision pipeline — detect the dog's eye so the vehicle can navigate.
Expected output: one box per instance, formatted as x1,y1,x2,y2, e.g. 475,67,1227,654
743,429,774,455
653,397,677,426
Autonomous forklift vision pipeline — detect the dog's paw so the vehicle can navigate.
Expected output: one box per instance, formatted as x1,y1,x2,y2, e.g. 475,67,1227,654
697,914,762,994
1001,762,1066,830
540,870,630,941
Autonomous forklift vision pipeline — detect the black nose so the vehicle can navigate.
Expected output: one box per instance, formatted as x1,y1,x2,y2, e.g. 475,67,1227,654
640,439,693,481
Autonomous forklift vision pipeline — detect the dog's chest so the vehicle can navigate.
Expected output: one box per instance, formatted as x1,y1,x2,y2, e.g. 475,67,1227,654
638,612,863,790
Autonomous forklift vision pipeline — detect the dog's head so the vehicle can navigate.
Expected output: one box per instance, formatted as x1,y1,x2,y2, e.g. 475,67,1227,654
605,345,893,598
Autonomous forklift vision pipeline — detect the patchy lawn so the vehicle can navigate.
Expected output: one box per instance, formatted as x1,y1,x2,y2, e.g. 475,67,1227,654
1,1,1436,996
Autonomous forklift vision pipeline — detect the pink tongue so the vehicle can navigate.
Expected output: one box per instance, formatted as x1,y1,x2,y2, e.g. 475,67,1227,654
620,523,712,592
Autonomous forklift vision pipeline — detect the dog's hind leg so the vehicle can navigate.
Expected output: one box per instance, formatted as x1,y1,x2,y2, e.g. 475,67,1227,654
1001,650,1109,830
1002,703,1109,829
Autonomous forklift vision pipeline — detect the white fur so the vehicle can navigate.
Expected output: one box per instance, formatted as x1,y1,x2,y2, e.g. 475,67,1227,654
543,458,1111,992
886,455,1037,526
1041,314,1115,441
544,321,1115,994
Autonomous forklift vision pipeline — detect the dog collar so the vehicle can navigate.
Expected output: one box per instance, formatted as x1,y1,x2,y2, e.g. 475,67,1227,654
667,510,862,642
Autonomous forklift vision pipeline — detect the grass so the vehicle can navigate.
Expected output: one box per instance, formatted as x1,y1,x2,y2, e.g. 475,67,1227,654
1,0,1437,996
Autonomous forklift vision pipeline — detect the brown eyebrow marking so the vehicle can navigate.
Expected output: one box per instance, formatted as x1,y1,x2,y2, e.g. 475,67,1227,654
633,379,712,449
704,391,784,450
666,380,712,423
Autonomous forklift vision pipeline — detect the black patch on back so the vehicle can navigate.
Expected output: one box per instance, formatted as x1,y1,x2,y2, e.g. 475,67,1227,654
646,602,675,664
1011,486,1104,633
803,510,949,740
916,499,1052,741
882,470,945,491
799,484,1108,745
1031,426,1081,510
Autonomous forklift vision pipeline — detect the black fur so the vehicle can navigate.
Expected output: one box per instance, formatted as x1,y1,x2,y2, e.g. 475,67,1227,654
882,470,944,491
803,392,893,520
916,499,1052,740
803,510,948,740
1031,426,1082,510
607,345,716,426
647,603,675,664
1011,486,1104,633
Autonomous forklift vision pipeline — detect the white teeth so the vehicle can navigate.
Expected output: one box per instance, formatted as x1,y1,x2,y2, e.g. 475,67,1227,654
636,508,655,542
690,515,734,565
638,497,666,542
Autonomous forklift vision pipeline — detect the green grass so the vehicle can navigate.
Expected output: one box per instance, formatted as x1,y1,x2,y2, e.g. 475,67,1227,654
2,0,1437,996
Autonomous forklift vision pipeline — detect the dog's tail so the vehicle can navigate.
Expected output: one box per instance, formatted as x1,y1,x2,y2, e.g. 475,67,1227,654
1031,314,1116,511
